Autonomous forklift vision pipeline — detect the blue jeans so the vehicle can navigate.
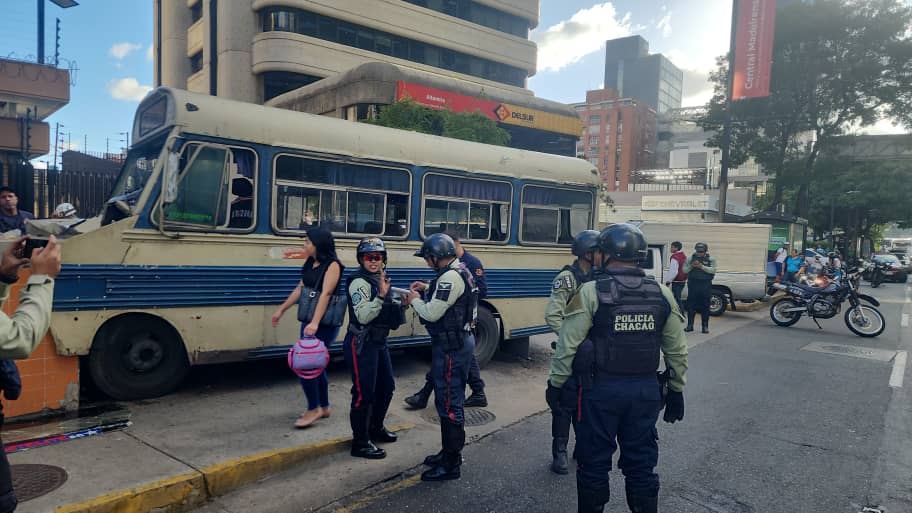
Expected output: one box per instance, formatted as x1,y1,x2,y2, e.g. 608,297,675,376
576,375,662,497
299,324,339,411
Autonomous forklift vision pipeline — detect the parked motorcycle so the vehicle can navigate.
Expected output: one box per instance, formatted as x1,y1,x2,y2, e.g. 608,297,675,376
769,269,885,337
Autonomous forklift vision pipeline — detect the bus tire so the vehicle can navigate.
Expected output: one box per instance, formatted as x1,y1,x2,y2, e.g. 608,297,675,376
473,306,500,367
88,315,190,401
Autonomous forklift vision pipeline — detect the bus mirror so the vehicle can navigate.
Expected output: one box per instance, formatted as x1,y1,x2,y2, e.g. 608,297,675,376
163,151,179,204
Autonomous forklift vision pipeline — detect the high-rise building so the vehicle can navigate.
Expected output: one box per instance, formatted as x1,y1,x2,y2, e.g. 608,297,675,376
572,88,656,191
604,35,683,113
153,0,582,156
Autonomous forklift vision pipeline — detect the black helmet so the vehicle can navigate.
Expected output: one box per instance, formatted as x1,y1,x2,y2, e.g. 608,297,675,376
597,224,647,263
572,230,600,257
357,237,387,264
414,233,457,259
694,242,708,252
827,251,837,259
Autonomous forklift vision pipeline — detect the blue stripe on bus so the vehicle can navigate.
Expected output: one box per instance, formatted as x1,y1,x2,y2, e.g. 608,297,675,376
52,265,558,311
508,325,552,338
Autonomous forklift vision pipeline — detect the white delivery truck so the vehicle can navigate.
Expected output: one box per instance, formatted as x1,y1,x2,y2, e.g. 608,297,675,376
632,221,772,316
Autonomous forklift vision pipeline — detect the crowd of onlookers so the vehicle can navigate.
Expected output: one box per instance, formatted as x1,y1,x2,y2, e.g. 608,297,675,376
771,241,843,284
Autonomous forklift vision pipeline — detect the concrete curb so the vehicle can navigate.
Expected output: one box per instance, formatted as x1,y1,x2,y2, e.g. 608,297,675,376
730,300,770,313
54,423,414,513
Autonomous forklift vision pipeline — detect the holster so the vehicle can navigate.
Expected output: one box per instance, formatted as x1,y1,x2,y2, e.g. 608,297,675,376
431,331,465,352
571,339,596,390
348,324,368,355
559,377,579,411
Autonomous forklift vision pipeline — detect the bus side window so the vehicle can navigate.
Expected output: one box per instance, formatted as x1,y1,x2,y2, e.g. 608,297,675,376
421,172,511,243
520,185,594,245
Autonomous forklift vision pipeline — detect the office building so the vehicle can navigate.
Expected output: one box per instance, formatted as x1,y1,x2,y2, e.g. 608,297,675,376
572,88,656,191
604,35,682,113
153,0,581,155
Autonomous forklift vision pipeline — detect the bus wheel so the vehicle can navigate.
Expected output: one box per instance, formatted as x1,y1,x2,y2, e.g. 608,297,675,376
474,306,500,367
88,316,190,401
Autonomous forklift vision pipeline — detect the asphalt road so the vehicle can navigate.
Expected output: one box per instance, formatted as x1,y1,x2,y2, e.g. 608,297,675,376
325,280,912,513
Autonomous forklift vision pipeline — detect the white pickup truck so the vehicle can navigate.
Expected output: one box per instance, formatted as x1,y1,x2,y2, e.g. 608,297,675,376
632,221,772,316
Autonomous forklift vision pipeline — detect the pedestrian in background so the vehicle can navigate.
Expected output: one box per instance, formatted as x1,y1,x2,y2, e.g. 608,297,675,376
405,231,488,409
549,224,688,513
784,249,805,283
544,230,599,475
0,188,33,234
683,242,716,334
0,235,62,513
665,241,687,310
272,226,344,428
344,237,404,460
773,242,789,279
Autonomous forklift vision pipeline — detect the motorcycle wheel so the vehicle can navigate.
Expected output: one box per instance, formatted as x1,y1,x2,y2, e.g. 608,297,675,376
844,305,885,338
770,298,802,327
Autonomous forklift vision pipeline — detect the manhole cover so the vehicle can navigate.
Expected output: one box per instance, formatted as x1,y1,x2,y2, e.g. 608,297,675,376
423,408,496,427
11,464,67,502
801,342,897,362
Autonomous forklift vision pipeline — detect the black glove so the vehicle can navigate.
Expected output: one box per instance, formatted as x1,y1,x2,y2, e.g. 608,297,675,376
545,381,562,411
663,390,684,423
0,360,21,401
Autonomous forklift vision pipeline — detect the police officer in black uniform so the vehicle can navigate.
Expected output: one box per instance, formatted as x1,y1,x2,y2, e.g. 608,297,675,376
344,237,407,459
683,242,717,334
406,233,479,481
549,224,688,513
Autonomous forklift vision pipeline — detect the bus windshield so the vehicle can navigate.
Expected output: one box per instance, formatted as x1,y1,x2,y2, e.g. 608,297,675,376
108,140,165,210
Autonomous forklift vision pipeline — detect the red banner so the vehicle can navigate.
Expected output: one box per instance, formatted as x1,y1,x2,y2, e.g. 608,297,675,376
396,81,500,119
732,0,777,100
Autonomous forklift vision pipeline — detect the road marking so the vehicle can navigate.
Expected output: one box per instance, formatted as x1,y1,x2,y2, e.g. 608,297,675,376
903,314,910,328
801,342,897,362
890,351,907,388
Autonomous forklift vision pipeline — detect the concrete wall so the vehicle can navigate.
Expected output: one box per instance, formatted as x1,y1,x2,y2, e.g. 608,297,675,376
156,0,193,88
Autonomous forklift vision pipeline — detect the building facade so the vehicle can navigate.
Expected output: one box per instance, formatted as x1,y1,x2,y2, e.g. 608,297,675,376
572,88,656,191
604,35,682,113
154,0,540,103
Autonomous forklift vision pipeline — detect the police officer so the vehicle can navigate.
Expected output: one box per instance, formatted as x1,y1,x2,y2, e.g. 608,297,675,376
683,242,716,334
406,233,479,481
544,229,599,475
344,237,406,459
549,224,687,513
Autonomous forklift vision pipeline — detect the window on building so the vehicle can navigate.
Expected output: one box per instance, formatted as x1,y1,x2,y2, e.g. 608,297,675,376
588,135,599,146
588,115,601,125
520,186,593,245
157,144,258,232
262,71,323,101
421,173,510,242
190,1,203,23
190,51,203,74
588,157,599,166
273,155,410,237
401,0,529,37
260,7,527,87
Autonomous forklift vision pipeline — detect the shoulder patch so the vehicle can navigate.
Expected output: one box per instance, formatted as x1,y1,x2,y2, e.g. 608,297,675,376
351,291,363,306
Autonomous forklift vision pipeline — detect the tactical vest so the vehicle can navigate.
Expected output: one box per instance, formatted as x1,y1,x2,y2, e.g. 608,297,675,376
346,269,405,340
687,254,714,282
589,268,670,376
424,262,479,339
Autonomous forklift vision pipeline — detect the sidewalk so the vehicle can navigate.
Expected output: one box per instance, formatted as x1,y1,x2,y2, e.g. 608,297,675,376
8,310,765,513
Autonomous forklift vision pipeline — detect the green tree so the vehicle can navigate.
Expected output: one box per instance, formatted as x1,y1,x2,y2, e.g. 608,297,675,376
700,0,912,216
367,98,510,146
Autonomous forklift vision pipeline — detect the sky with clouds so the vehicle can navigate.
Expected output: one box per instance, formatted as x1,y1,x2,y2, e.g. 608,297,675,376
0,0,906,160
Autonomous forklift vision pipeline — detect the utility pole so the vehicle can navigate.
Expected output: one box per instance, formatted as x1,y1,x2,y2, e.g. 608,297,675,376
37,0,45,64
53,122,60,170
718,0,739,222
105,137,110,157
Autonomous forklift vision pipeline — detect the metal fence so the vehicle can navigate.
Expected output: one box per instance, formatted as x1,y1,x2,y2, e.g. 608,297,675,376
7,155,120,219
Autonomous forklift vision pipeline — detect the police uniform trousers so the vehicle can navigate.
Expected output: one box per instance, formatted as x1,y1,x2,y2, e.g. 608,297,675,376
423,352,484,393
576,375,661,499
685,279,712,325
547,377,579,444
431,334,476,425
343,331,395,433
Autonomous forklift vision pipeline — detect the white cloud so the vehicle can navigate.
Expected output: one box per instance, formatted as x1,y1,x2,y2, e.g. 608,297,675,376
146,44,154,61
682,89,714,108
656,7,672,38
532,3,636,73
857,118,908,135
665,49,718,107
63,141,80,151
107,77,152,101
109,42,141,60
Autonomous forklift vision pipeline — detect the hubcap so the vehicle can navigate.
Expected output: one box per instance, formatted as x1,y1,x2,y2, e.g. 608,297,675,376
124,335,164,372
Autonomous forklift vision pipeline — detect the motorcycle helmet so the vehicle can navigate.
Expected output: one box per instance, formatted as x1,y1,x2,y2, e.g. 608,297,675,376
597,223,647,263
571,230,600,258
356,237,387,265
414,233,456,259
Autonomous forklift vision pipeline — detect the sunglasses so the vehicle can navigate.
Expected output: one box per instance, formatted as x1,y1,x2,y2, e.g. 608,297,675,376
362,253,384,262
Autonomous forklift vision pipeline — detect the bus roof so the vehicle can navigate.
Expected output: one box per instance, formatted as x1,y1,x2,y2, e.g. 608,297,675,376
133,88,599,187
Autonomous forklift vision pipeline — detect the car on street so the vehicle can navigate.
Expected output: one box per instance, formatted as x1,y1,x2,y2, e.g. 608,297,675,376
863,254,908,283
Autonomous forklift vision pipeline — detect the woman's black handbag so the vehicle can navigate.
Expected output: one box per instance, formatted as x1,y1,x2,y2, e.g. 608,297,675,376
297,262,347,327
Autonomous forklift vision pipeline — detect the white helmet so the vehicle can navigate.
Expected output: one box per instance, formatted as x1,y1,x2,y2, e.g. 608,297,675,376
54,202,76,218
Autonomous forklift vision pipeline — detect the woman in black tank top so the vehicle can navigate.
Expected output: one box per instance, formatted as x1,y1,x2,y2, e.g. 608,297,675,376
272,226,343,428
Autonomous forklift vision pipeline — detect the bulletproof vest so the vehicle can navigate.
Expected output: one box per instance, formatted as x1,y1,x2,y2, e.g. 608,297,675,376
346,269,405,337
687,254,714,282
424,262,479,337
589,268,670,376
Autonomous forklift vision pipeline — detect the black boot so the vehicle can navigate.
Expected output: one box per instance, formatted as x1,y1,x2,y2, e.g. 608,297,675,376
370,393,397,443
464,389,488,408
577,481,610,513
701,318,709,334
626,491,658,513
422,420,464,481
684,311,695,332
551,437,569,474
350,406,386,459
404,382,433,409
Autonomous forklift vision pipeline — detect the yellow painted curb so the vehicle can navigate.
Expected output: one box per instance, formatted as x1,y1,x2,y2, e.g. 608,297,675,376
54,423,414,513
